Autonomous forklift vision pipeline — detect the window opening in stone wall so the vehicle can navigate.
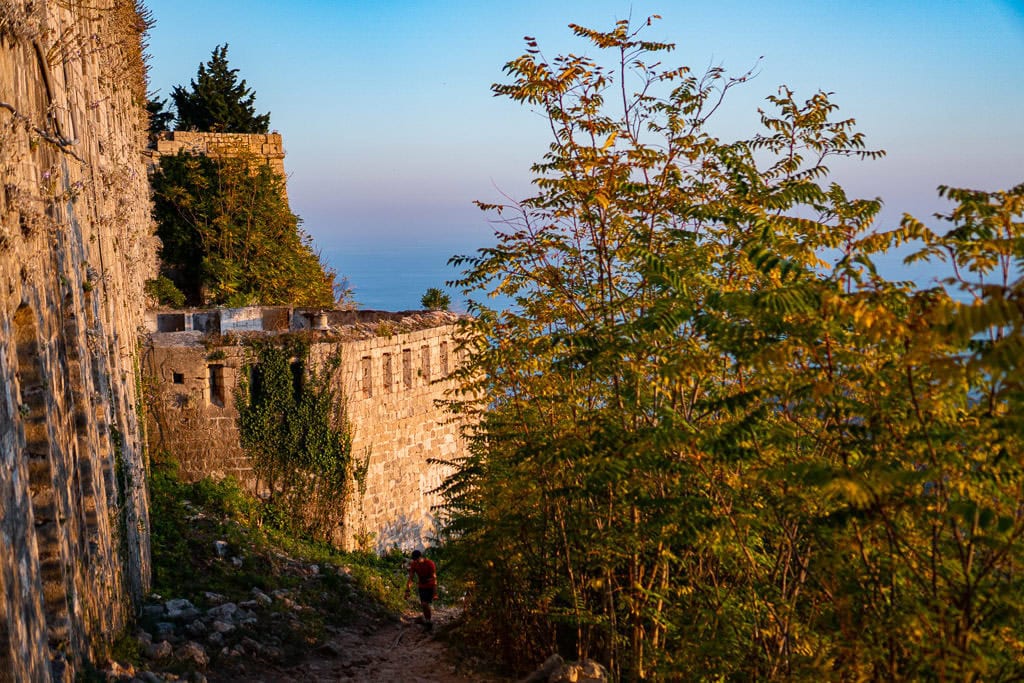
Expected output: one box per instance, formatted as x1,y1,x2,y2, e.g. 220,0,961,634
157,313,185,332
172,372,184,384
14,304,71,647
382,353,393,393
402,349,413,389
361,356,373,398
421,345,431,383
209,364,226,407
440,341,449,376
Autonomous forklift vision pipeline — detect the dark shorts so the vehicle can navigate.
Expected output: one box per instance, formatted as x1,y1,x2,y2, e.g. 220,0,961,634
418,586,435,603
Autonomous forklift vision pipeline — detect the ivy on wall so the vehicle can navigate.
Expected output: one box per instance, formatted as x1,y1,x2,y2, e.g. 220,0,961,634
236,337,352,541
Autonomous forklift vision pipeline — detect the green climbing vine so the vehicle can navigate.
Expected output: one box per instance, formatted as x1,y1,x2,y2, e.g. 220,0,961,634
236,337,353,541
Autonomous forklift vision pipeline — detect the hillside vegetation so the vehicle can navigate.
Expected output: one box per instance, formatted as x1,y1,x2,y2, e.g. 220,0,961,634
147,45,336,309
439,18,1024,681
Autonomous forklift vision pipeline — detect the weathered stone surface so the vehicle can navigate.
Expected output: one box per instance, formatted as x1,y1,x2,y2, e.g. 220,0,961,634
153,131,288,194
153,622,176,641
185,619,207,637
0,1,156,679
205,602,238,622
143,309,470,551
145,640,173,660
165,598,199,621
210,620,234,635
519,654,565,683
549,659,609,683
202,592,227,605
174,641,209,668
142,605,166,620
251,588,273,606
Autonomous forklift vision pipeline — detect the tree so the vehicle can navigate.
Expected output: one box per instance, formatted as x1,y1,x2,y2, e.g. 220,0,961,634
171,44,270,133
152,151,335,308
146,94,174,136
421,287,451,311
144,275,185,308
439,17,1024,681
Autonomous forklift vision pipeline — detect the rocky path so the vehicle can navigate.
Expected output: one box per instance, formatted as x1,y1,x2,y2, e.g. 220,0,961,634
105,488,517,682
205,604,509,682
294,605,506,682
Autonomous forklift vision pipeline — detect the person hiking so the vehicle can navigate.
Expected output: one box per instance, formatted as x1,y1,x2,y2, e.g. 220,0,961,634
405,549,437,629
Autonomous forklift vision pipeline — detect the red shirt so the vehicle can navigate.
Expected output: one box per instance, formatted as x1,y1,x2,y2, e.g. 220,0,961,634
409,558,437,589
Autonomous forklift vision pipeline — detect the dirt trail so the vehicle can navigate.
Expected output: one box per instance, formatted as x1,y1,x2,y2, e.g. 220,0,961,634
208,605,511,682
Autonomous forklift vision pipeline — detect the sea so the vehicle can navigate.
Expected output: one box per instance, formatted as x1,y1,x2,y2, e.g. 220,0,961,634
323,237,951,315
322,243,479,313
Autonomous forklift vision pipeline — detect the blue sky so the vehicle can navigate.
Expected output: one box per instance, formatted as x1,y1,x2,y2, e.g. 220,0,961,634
144,0,1024,303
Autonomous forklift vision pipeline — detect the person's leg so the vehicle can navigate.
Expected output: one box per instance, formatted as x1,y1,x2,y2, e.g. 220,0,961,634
418,587,434,625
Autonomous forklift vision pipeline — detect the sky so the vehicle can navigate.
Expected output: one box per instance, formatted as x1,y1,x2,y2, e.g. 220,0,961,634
143,0,1024,308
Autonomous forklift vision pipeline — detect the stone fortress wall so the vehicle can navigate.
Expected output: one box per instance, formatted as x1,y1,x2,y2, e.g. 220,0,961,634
143,308,468,552
0,2,470,677
153,130,287,193
0,1,156,680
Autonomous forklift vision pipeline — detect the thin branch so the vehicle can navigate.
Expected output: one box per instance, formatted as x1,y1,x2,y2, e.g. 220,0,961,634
0,100,86,164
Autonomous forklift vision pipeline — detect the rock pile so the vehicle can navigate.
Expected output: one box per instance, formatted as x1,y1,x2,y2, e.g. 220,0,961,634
99,561,362,682
519,655,609,683
99,590,268,681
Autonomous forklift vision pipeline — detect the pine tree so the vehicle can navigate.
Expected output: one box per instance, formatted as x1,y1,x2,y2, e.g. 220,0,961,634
171,44,270,133
146,95,175,136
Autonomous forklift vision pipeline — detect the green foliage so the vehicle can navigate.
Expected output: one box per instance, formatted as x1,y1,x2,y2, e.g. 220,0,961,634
440,17,1024,681
146,94,174,136
236,338,353,542
171,44,270,133
151,151,336,307
144,275,185,308
146,457,407,649
421,287,451,311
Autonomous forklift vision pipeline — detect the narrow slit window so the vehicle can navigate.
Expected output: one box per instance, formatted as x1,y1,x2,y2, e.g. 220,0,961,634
402,349,412,389
440,342,449,376
361,356,373,398
208,364,225,407
421,345,431,383
382,353,393,393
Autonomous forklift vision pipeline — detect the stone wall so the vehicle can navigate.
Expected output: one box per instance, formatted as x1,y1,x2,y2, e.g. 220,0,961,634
153,131,287,190
143,311,468,552
314,317,465,552
0,1,156,680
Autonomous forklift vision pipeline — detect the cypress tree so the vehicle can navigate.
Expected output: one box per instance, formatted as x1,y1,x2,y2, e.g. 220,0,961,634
171,44,270,133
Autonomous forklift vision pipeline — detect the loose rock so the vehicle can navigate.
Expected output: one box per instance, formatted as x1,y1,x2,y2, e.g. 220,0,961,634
146,640,173,660
175,641,209,668
549,659,608,683
519,654,565,683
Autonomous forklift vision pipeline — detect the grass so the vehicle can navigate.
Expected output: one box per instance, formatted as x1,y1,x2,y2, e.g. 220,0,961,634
147,459,409,660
